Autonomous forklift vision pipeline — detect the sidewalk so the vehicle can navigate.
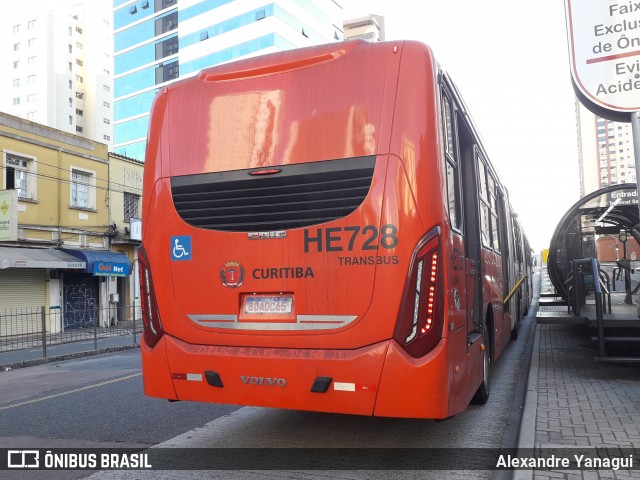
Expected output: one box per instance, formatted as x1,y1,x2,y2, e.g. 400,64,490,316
517,268,640,479
0,333,138,369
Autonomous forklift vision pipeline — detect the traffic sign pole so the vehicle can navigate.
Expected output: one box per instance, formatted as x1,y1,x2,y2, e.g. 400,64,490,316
631,112,640,311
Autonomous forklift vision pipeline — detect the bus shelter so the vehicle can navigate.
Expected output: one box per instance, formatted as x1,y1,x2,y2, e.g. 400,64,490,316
548,183,639,301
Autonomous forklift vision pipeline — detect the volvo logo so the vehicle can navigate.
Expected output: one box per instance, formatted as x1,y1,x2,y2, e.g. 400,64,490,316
240,376,287,387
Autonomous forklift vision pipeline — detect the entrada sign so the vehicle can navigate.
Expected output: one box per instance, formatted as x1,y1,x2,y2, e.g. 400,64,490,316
93,261,128,277
565,0,640,112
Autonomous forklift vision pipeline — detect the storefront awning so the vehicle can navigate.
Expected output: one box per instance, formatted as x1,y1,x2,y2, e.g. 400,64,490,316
0,247,86,270
60,249,133,277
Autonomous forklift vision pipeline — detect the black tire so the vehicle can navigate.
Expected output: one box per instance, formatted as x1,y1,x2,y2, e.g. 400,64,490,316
511,303,519,340
471,325,491,405
510,318,519,340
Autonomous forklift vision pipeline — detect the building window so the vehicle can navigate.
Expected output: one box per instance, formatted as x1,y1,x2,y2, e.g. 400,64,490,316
156,36,179,60
103,134,111,141
155,60,179,84
27,94,36,103
13,42,20,51
76,59,83,66
103,101,110,108
76,42,83,50
124,193,140,222
13,79,20,88
154,11,178,35
69,97,73,107
103,118,110,124
69,115,73,125
70,168,94,209
13,61,19,69
13,24,20,33
28,75,36,84
255,9,266,21
142,0,150,8
200,31,209,41
76,91,84,99
76,75,83,83
75,26,83,34
69,80,73,89
76,126,83,133
27,111,35,121
12,97,20,106
103,84,110,92
28,19,36,29
28,38,36,47
76,109,83,116
27,57,35,66
4,152,36,200
69,62,73,71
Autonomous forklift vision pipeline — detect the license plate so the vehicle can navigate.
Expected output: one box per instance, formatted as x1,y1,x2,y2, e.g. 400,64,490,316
244,296,292,315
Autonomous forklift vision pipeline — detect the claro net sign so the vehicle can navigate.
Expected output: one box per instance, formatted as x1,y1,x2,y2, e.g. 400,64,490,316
566,0,640,112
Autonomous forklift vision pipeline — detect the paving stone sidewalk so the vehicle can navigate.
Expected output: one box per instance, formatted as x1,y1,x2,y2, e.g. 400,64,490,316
520,269,640,480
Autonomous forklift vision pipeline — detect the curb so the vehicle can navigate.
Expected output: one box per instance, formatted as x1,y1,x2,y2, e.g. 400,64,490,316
512,316,541,480
0,343,140,371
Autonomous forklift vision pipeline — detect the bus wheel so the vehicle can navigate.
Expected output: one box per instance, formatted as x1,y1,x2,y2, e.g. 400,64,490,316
471,325,491,405
510,306,519,340
510,319,519,340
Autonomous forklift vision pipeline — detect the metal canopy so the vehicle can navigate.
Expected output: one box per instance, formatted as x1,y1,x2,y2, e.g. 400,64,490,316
0,247,86,270
548,183,639,299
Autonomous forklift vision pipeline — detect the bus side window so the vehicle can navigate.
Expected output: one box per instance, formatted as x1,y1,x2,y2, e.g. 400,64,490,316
488,174,500,252
442,94,462,232
477,156,491,247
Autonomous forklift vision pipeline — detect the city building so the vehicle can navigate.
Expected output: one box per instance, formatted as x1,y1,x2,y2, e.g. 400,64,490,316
0,113,132,334
576,102,637,197
113,0,345,161
108,152,143,322
0,0,114,148
343,14,385,41
576,103,639,261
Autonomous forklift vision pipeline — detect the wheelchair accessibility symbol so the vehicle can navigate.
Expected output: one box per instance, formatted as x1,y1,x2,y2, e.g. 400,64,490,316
171,236,192,261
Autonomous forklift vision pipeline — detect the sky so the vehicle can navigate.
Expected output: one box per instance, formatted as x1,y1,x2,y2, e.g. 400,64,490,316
344,0,581,252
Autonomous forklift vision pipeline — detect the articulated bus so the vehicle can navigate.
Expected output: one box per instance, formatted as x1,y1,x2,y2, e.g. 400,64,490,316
140,40,532,419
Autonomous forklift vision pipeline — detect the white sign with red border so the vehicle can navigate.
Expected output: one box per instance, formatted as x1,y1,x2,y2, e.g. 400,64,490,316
566,0,640,112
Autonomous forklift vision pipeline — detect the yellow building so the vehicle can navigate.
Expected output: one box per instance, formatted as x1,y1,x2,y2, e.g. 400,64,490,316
0,113,132,334
108,152,143,322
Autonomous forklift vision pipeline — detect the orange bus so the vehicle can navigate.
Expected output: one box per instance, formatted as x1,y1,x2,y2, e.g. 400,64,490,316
139,40,532,419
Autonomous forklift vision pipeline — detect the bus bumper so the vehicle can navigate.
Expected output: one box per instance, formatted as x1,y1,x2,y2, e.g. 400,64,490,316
374,339,451,419
159,334,390,416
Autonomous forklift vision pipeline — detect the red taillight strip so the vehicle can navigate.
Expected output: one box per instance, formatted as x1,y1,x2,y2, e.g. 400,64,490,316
393,226,444,358
421,252,439,334
138,247,164,348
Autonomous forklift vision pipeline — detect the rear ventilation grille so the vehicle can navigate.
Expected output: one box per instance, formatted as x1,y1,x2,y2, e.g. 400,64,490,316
170,156,376,232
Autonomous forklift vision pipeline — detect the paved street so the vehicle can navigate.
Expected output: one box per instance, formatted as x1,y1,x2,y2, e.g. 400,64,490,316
1,269,639,479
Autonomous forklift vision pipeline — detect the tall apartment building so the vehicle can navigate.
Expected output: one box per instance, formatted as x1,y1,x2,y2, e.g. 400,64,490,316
0,0,114,147
577,102,637,197
113,0,345,161
343,14,385,41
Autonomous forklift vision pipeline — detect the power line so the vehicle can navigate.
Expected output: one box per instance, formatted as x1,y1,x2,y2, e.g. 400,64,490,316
0,165,141,196
5,154,143,193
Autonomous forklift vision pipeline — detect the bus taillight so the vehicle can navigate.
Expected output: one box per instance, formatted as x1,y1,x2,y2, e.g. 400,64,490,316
138,247,164,348
393,227,444,358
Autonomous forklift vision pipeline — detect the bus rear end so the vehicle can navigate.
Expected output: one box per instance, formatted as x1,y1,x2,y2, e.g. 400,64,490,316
140,40,470,418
